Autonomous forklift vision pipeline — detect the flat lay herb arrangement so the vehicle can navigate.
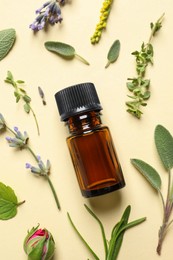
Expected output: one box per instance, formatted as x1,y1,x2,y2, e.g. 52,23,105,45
0,0,172,259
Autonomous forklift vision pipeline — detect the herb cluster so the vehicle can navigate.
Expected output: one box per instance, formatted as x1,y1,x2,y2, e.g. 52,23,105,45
131,125,173,255
126,14,164,119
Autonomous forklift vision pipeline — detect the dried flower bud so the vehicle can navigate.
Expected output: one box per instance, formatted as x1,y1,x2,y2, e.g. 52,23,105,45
0,113,6,130
23,225,55,260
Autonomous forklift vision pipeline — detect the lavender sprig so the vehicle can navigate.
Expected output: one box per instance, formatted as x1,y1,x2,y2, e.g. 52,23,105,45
4,71,40,136
1,114,60,210
29,0,66,31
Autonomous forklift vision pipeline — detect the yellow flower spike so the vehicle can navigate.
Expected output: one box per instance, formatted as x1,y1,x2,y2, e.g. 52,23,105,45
90,0,114,44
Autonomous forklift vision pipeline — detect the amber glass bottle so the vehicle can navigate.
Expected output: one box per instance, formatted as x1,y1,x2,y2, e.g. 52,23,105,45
55,83,125,197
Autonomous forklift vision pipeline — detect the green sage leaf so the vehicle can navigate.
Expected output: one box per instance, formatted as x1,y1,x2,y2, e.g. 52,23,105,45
105,40,121,68
131,159,161,191
155,125,173,171
0,29,16,61
44,41,90,65
44,41,75,58
0,182,24,220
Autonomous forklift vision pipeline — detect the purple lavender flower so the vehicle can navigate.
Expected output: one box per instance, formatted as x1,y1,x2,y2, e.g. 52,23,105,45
26,157,51,176
29,0,65,31
6,127,29,148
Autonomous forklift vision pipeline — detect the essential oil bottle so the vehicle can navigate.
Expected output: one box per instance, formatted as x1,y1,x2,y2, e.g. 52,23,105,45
55,82,125,197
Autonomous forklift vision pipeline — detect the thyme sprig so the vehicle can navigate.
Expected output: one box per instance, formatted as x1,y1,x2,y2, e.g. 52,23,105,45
126,13,164,119
0,113,60,210
4,71,40,135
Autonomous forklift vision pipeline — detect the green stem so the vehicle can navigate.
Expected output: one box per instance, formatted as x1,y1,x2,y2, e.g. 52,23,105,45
44,174,61,210
67,212,100,260
148,13,165,43
17,200,26,206
25,145,39,162
29,106,40,136
6,126,16,135
75,53,90,65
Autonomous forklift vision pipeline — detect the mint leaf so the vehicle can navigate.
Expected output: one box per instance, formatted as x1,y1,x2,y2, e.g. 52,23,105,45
0,182,24,220
0,28,16,61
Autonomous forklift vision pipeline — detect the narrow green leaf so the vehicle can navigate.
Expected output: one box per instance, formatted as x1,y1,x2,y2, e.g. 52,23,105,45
107,206,131,260
44,41,75,58
84,204,108,257
155,125,173,171
131,159,162,191
67,212,100,260
24,103,31,113
105,40,120,68
0,182,24,220
0,29,16,61
116,217,146,237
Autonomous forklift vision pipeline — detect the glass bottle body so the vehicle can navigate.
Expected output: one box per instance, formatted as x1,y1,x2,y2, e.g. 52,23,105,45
66,111,125,197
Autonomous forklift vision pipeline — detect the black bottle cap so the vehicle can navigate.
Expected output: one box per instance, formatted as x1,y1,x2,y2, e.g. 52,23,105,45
55,82,103,121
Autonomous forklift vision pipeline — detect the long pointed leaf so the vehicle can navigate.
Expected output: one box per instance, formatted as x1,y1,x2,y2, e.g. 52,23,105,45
67,212,100,260
155,125,173,171
84,204,108,258
107,206,131,260
131,159,162,191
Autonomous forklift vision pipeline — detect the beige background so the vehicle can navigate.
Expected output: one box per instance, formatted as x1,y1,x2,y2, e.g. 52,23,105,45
0,0,173,259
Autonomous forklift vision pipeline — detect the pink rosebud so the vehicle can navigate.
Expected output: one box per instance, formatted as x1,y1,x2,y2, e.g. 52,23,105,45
23,225,55,260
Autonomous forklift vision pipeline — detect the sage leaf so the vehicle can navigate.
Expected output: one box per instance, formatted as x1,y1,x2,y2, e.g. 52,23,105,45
131,159,162,191
155,125,173,171
0,182,25,220
44,41,90,65
0,28,16,61
105,40,120,68
107,205,131,260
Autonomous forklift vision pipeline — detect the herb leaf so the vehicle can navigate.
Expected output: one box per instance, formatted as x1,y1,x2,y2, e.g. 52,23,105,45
105,40,121,68
155,125,173,171
0,182,24,220
108,205,131,260
0,28,16,61
44,41,90,65
131,159,161,191
45,41,75,58
84,204,108,257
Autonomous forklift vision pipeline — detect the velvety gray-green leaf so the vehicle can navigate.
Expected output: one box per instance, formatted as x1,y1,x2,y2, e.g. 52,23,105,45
105,40,120,68
155,125,173,171
131,159,161,190
0,29,16,61
44,41,75,58
0,182,18,220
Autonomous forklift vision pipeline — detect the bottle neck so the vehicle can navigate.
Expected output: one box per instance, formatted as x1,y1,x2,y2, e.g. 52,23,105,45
66,111,102,134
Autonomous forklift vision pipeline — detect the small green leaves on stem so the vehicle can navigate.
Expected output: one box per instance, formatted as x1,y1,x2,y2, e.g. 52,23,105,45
0,182,25,220
126,14,164,119
44,41,90,65
0,28,16,61
131,124,173,255
4,71,40,135
68,204,146,260
105,40,120,68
